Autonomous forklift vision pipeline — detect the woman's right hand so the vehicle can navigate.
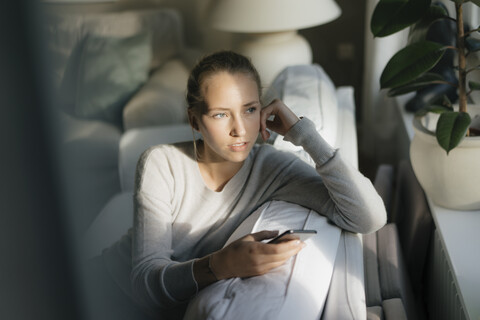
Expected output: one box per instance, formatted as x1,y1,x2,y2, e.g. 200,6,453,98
210,230,305,280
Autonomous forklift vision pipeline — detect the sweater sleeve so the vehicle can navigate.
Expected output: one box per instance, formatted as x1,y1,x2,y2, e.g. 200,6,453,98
272,117,386,234
130,148,198,313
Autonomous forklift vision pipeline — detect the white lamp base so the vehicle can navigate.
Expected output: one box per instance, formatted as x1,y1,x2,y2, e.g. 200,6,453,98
235,31,312,87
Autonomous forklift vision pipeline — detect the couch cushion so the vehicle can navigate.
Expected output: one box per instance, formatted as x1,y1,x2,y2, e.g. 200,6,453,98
363,231,383,307
382,298,407,320
59,31,151,126
377,224,417,320
367,306,384,320
44,8,184,89
262,64,339,167
122,59,190,130
263,64,338,147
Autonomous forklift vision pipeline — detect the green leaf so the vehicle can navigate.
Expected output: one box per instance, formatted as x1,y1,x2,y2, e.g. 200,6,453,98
465,37,480,52
469,81,480,90
371,0,431,37
408,4,450,43
416,104,453,116
380,41,446,88
436,111,471,153
467,0,480,6
387,73,445,96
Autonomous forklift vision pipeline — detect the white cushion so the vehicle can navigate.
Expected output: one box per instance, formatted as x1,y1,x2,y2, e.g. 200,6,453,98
184,201,342,320
262,64,339,167
263,64,338,147
58,32,151,127
122,59,190,130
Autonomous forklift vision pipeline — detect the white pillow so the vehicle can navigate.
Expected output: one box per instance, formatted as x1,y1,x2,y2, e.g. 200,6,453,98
122,59,190,130
183,201,342,320
263,64,339,147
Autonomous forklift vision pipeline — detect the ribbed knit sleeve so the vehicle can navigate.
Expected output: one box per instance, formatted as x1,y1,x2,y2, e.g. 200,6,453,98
130,147,199,313
270,117,387,234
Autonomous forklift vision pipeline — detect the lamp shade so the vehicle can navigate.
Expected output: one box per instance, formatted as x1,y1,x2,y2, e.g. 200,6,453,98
208,0,341,33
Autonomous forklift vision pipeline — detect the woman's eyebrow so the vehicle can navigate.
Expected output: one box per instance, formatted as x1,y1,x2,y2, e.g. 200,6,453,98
208,107,230,112
243,101,260,107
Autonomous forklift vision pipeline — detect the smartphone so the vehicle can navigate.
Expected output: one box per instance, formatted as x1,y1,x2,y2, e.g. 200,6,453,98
267,229,317,244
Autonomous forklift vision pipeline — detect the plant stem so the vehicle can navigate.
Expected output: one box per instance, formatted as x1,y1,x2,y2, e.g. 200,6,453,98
456,3,467,114
466,66,480,74
464,27,480,37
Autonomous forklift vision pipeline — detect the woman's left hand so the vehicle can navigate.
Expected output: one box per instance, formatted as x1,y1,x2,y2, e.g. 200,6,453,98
260,99,300,141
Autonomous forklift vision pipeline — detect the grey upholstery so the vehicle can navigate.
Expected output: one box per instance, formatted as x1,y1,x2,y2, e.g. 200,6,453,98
364,160,432,320
383,299,408,320
367,306,384,320
390,161,433,297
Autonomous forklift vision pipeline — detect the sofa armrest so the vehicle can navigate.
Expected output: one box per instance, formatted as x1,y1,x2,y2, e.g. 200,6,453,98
122,58,189,130
58,111,122,232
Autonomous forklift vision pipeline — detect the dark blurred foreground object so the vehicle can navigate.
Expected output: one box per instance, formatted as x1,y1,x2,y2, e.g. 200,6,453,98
0,1,82,319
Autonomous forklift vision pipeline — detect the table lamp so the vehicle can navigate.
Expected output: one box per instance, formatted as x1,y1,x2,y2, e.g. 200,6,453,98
207,0,341,86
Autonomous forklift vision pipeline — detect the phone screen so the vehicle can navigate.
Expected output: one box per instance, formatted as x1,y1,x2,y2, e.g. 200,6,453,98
267,229,317,244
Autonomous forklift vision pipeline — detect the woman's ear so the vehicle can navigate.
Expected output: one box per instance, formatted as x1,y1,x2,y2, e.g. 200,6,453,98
188,109,199,131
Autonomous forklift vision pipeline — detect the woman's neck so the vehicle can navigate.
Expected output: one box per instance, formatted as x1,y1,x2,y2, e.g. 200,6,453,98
197,160,244,192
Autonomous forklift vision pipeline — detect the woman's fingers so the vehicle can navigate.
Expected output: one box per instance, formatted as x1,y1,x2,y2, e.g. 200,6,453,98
260,99,299,140
214,230,306,279
261,240,306,260
247,241,305,276
246,230,279,242
259,104,274,141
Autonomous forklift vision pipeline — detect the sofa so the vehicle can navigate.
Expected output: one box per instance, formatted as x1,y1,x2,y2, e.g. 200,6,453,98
43,7,200,233
82,62,371,319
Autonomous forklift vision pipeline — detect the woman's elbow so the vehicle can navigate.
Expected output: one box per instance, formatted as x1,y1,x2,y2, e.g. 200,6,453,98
359,201,387,234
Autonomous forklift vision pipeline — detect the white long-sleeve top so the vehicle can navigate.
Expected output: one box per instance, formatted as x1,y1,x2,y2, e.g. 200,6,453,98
103,117,386,317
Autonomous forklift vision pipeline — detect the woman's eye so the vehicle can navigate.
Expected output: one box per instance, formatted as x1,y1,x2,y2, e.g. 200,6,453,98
246,107,257,114
212,113,227,119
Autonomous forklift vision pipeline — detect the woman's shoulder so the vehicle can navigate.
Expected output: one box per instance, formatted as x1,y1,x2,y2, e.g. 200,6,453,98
251,143,300,165
135,142,194,185
138,141,194,165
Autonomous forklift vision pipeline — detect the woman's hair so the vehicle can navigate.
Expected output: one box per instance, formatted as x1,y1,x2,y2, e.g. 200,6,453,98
186,50,262,114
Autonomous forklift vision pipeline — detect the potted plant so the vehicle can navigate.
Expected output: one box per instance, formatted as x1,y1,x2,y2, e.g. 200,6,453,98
370,0,480,210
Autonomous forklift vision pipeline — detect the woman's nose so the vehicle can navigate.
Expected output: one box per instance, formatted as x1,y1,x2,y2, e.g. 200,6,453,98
230,116,247,137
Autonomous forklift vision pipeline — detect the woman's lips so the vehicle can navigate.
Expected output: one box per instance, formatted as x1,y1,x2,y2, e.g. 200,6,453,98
229,142,248,151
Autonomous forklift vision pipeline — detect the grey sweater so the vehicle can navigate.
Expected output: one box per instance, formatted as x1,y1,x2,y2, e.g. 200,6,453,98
104,117,386,316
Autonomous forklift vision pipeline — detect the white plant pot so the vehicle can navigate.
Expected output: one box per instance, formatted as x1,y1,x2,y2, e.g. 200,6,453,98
410,107,480,210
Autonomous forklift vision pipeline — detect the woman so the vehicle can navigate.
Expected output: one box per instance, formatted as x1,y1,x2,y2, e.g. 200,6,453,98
105,50,386,319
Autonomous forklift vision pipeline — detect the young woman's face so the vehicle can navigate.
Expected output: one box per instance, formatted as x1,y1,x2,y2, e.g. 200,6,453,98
195,71,261,164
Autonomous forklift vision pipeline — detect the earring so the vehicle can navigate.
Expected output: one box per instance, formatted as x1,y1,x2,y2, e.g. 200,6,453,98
192,121,199,131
